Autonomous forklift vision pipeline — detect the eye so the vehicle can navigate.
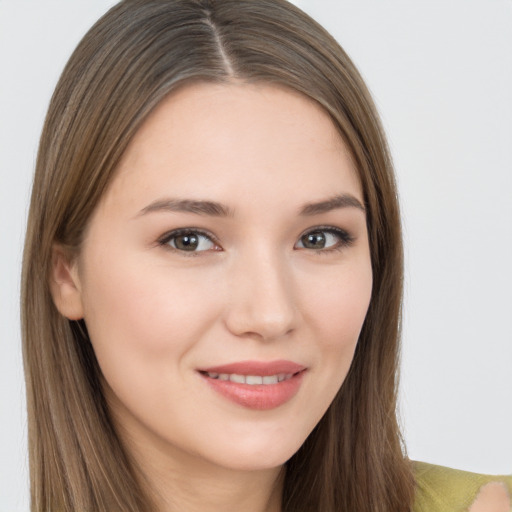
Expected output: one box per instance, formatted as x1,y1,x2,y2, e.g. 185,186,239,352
159,229,219,253
295,227,353,252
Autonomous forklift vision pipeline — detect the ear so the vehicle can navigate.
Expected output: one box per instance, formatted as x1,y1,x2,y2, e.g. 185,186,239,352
49,244,84,320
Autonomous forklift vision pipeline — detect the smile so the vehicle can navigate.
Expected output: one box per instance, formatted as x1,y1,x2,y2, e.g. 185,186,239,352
197,361,307,410
202,372,294,385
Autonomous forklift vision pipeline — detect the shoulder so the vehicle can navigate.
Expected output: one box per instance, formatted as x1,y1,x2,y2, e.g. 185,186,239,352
412,461,512,512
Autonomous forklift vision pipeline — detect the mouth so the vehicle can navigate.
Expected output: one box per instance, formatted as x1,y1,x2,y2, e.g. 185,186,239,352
199,371,297,385
197,360,307,410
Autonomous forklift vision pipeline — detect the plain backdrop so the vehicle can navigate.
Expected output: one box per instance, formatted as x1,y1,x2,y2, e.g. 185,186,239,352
1,1,511,510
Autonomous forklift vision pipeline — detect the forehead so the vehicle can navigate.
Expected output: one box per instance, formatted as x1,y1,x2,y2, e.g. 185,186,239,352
106,82,362,213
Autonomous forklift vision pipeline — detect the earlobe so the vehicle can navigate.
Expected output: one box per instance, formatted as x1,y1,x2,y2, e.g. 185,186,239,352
49,245,85,320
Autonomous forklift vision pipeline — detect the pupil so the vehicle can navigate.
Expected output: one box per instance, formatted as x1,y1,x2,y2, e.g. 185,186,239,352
176,234,198,251
304,232,325,249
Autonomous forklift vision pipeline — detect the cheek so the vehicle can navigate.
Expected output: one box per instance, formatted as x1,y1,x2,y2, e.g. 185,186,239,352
78,246,220,395
306,259,372,347
300,258,372,400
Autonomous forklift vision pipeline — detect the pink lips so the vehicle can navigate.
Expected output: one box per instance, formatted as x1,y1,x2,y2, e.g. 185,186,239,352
198,360,307,410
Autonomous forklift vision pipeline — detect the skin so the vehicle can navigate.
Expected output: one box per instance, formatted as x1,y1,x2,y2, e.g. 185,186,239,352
51,83,373,512
469,483,511,512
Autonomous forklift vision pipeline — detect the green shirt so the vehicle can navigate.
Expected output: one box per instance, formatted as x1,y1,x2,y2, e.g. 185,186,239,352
413,461,512,512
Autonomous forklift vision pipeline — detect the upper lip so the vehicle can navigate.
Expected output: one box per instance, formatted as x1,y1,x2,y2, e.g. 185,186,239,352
198,360,306,376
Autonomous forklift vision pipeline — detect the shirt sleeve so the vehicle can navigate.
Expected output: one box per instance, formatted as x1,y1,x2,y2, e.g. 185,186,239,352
412,461,512,512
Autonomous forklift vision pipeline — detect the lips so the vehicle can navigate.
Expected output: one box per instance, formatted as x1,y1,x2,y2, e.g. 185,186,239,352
199,360,305,376
197,360,307,410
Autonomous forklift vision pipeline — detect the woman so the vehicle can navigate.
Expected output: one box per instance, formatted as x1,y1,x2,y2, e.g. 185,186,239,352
20,0,511,511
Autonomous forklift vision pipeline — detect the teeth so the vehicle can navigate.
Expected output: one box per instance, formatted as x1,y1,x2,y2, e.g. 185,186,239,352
246,375,263,385
205,372,293,384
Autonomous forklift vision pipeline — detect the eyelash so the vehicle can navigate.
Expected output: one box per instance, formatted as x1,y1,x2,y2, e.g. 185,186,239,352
157,226,355,256
296,226,355,254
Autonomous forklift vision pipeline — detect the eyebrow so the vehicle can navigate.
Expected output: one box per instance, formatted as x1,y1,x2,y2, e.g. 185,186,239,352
299,194,366,215
137,193,365,218
137,198,234,217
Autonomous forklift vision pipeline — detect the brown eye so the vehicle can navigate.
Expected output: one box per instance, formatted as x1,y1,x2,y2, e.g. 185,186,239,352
162,231,217,252
295,228,353,251
300,231,327,249
173,233,199,251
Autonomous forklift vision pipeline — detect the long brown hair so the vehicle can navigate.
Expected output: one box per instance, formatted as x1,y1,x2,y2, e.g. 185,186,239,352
21,0,415,510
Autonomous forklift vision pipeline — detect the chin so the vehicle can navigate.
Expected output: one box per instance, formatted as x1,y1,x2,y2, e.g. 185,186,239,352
200,430,307,472
212,452,292,473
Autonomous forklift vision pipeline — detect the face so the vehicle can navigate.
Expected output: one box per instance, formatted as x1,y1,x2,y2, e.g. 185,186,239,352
56,83,372,474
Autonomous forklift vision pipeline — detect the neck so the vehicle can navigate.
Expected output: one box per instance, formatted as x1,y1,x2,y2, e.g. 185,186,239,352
146,459,284,512
121,425,285,512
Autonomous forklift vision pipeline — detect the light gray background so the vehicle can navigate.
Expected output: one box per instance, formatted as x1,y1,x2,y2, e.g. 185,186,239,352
1,1,511,510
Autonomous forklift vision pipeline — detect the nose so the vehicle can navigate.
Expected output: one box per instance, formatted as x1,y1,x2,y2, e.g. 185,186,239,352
223,249,297,341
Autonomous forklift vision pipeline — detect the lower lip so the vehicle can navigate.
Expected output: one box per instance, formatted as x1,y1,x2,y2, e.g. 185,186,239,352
200,371,306,410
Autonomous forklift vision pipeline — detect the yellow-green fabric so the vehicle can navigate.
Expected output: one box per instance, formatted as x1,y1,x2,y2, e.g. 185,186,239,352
413,461,512,512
